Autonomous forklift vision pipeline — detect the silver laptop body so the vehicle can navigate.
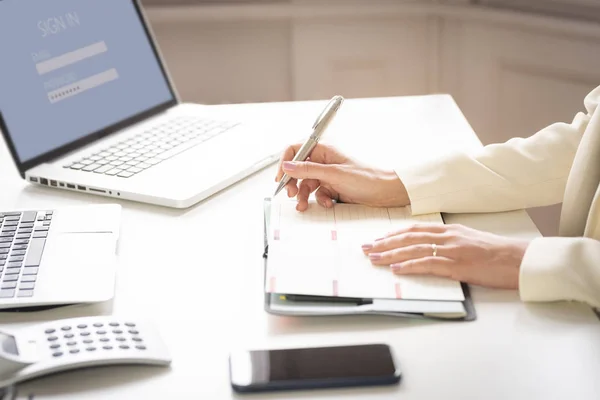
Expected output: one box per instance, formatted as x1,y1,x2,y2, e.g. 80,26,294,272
0,205,120,310
0,0,287,208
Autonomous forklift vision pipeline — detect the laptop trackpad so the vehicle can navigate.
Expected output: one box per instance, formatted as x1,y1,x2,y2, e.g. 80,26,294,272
53,206,119,234
40,233,117,301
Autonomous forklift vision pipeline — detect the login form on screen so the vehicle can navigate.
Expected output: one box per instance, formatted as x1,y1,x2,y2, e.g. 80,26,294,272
0,0,173,163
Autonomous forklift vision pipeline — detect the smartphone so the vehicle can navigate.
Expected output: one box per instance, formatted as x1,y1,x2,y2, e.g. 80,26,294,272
229,343,401,393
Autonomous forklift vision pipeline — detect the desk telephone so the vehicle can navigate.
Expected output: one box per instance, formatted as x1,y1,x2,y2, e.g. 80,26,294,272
0,316,171,387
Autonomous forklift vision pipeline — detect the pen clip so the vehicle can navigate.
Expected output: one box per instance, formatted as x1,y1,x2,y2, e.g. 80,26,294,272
312,95,343,131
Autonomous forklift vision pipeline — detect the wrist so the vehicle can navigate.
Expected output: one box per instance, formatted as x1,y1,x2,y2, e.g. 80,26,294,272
511,238,530,263
374,169,410,207
504,238,530,289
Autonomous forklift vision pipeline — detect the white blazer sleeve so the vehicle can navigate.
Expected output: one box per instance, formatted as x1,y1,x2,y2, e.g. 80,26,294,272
520,237,600,309
395,86,600,215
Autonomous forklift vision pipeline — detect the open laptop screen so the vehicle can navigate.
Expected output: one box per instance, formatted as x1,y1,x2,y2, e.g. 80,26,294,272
0,0,174,165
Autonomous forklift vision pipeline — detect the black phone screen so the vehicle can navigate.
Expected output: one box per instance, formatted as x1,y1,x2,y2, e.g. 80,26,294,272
229,343,400,392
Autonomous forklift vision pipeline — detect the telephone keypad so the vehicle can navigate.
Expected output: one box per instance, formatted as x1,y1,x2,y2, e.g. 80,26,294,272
43,320,146,356
0,317,169,388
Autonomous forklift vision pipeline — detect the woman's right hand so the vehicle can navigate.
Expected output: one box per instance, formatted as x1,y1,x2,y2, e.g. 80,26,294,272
275,143,410,211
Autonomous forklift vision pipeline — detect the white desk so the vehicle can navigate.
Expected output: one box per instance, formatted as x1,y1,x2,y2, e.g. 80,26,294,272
0,95,599,399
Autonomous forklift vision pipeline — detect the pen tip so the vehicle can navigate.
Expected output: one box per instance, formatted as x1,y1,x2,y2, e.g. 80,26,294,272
273,181,285,197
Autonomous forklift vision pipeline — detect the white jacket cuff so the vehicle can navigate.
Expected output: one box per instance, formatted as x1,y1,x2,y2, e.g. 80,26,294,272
393,151,529,215
520,237,600,309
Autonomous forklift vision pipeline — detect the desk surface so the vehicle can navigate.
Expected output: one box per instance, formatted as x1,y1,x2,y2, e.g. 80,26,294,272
0,95,598,399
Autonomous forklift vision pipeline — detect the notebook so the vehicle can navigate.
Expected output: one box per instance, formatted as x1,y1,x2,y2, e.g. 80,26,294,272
262,198,476,321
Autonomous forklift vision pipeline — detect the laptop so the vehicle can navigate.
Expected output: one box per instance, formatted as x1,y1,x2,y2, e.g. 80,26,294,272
0,204,120,310
0,0,289,208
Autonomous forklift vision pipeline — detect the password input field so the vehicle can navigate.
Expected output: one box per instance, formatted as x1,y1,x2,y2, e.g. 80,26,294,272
47,68,119,104
36,41,108,75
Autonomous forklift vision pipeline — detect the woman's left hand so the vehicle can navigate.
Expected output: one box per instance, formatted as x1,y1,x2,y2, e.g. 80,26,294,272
362,223,531,289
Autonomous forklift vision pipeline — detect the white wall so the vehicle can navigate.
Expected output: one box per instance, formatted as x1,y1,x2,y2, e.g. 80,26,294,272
145,0,600,235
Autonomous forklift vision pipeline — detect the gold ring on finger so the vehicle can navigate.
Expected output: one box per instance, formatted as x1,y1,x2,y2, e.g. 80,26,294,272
431,243,437,257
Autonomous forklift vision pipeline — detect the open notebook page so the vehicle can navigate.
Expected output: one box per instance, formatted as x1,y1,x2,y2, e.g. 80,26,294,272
266,200,465,301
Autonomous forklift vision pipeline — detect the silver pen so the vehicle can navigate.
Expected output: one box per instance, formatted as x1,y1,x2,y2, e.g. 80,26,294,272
274,95,344,197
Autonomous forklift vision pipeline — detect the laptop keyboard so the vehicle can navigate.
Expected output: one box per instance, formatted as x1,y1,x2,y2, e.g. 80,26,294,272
0,210,52,299
63,116,239,178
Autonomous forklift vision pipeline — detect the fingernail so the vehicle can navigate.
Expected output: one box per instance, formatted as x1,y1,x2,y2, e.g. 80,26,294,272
375,237,385,241
369,253,381,260
390,263,402,269
361,244,373,251
283,161,297,171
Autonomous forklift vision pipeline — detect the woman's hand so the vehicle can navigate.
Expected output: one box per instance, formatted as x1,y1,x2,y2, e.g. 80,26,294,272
275,143,410,211
362,223,530,289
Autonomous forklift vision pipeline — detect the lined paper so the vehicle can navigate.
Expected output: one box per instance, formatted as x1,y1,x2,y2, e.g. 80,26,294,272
266,200,464,301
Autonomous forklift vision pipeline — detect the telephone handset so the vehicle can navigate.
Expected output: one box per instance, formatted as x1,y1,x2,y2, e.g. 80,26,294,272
0,316,171,388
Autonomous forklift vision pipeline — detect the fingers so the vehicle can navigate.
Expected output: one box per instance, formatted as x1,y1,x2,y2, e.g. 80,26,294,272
275,143,344,182
275,145,297,182
315,187,336,208
285,178,299,198
296,179,320,211
362,232,447,254
274,146,299,196
390,257,454,278
282,161,342,183
380,223,447,240
284,156,317,198
367,244,451,266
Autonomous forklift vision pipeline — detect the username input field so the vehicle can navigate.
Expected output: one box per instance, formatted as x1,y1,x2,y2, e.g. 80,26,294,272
36,41,108,75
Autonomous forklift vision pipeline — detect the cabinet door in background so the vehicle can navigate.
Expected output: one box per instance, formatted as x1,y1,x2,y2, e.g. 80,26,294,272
292,17,437,101
149,20,293,105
